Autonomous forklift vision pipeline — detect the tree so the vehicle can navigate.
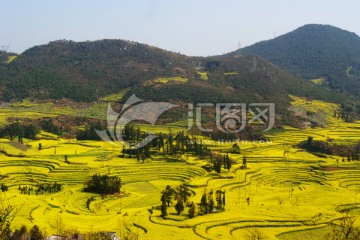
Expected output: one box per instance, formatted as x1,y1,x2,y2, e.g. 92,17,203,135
161,201,167,218
86,197,95,210
177,185,191,204
0,184,8,192
161,185,174,207
223,191,226,206
326,212,360,240
12,225,27,240
223,154,226,169
64,155,69,164
214,157,222,177
231,143,241,154
242,155,247,168
226,154,231,171
188,202,195,218
215,190,226,210
307,136,314,146
0,194,21,239
29,225,44,240
84,174,121,195
156,133,163,151
201,192,208,214
215,190,223,209
54,214,66,238
244,228,265,240
175,199,184,215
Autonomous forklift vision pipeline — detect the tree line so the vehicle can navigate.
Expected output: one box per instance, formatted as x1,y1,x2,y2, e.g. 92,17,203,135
18,182,62,195
300,136,360,158
0,122,40,142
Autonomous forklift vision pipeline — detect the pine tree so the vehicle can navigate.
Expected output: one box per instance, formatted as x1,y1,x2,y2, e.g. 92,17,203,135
214,157,221,177
201,193,207,214
223,154,226,169
161,201,167,218
242,155,247,167
223,191,226,207
30,225,44,240
161,185,174,207
175,199,184,215
188,202,195,218
227,154,231,171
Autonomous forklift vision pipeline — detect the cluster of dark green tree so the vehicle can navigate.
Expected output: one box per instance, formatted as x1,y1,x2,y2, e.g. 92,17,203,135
205,126,268,142
122,124,144,142
299,136,360,158
18,182,62,195
76,121,105,140
199,189,226,215
40,118,63,135
122,130,212,160
159,185,226,220
0,183,8,192
121,126,153,161
334,103,358,123
122,144,151,163
84,174,121,195
9,225,45,240
0,118,67,141
160,185,195,218
212,153,232,177
0,122,40,142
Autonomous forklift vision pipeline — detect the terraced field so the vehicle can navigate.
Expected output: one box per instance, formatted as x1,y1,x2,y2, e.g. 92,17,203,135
1,97,360,239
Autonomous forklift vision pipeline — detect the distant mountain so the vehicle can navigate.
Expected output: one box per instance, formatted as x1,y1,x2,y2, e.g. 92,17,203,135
0,39,345,124
233,24,360,97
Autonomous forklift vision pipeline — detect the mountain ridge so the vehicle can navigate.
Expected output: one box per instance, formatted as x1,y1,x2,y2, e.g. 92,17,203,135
0,34,349,124
233,24,360,98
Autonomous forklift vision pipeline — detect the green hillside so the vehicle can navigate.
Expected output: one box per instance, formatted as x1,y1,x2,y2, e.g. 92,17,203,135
0,39,345,124
234,24,360,98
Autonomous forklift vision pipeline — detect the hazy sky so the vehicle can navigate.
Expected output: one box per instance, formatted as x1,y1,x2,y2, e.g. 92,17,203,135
1,0,360,56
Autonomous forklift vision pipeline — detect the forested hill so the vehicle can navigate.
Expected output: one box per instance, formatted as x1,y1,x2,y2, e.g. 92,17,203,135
0,40,193,101
0,38,344,117
233,24,360,97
